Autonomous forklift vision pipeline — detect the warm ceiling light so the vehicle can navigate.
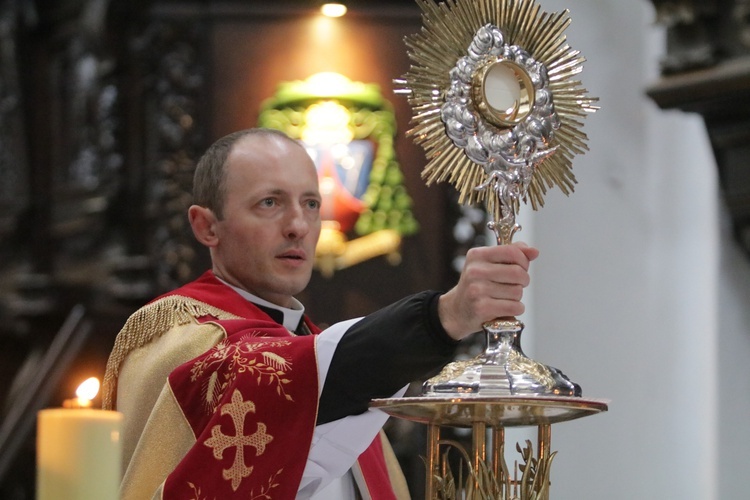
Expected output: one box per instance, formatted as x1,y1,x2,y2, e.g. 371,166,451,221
321,3,347,17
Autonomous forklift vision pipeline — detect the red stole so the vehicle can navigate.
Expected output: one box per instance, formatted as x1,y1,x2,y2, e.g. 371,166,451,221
158,271,398,499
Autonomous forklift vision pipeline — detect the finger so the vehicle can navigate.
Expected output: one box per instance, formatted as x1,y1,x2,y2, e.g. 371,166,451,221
487,264,531,288
473,244,531,269
475,295,526,320
486,283,524,302
514,242,540,262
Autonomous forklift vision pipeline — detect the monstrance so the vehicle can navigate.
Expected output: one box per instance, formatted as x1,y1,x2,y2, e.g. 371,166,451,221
371,0,608,497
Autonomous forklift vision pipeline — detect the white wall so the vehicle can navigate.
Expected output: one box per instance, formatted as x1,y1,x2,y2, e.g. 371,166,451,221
510,0,750,498
717,213,750,499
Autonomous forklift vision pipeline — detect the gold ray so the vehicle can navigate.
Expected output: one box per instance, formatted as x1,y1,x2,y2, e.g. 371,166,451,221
454,0,479,37
527,11,552,52
515,1,541,48
549,57,586,78
532,13,571,60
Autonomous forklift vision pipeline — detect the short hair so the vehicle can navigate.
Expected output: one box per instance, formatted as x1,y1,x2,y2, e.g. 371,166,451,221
192,128,300,219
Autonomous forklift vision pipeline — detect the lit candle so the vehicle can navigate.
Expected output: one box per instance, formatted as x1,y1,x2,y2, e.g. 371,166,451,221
37,377,123,500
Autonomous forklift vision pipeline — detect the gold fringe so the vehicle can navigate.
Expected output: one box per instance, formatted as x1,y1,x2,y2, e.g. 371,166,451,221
101,295,241,410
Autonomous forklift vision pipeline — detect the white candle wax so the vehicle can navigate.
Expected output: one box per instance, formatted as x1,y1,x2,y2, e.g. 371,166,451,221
37,408,123,500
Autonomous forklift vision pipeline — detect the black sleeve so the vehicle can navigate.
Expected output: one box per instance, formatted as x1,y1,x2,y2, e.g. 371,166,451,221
316,290,460,424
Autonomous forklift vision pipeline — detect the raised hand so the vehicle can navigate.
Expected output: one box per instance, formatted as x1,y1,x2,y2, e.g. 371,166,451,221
438,242,539,341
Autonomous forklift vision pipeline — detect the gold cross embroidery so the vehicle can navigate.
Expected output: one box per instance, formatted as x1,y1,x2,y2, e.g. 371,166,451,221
203,389,274,491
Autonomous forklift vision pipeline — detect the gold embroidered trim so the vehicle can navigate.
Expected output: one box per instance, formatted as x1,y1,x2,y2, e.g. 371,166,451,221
102,295,241,410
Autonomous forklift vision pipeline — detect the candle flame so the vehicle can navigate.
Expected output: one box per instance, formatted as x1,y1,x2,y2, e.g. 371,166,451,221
76,377,100,401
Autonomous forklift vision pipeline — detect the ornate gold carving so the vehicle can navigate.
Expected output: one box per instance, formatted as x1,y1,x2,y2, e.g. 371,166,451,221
431,438,555,499
425,351,555,390
203,389,274,492
506,350,555,390
427,359,480,385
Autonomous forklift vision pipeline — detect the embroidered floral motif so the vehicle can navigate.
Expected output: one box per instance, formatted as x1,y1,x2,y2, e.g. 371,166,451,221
187,481,215,500
191,335,295,413
261,351,290,371
203,389,274,492
249,469,283,500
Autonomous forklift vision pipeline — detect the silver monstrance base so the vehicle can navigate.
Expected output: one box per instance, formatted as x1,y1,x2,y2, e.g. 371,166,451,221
423,317,581,397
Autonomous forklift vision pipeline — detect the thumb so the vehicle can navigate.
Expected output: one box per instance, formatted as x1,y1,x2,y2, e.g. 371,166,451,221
513,241,540,262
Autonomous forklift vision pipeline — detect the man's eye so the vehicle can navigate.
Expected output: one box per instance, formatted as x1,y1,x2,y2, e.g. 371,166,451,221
307,200,321,210
260,198,276,207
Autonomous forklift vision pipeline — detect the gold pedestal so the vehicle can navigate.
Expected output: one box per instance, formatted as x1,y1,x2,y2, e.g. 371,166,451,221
372,396,607,499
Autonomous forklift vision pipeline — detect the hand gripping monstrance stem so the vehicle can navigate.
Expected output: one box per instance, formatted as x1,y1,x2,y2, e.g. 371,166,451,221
422,168,581,398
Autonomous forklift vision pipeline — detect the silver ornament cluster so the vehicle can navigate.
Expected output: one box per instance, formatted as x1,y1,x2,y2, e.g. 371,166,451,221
441,24,561,202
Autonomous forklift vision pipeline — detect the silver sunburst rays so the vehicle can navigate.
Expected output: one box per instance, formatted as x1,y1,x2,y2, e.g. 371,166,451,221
396,0,598,234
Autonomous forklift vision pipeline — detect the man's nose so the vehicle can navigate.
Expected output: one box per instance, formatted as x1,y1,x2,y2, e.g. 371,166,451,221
284,206,310,239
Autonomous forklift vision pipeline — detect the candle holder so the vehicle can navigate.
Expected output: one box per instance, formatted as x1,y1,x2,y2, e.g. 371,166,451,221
381,0,607,496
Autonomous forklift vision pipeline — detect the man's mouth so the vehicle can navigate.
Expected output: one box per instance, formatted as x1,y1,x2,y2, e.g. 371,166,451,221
278,250,306,261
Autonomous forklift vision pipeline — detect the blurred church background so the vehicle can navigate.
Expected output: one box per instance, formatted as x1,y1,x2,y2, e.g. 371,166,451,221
0,0,749,498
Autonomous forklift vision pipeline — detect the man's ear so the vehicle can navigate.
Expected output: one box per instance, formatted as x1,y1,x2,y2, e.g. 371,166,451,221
188,205,219,247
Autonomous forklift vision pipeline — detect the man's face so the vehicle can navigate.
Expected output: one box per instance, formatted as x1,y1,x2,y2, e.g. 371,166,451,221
210,135,321,307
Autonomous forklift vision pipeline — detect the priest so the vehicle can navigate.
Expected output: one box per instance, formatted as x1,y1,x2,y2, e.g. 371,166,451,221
102,128,539,499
